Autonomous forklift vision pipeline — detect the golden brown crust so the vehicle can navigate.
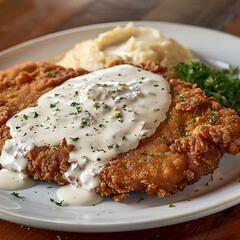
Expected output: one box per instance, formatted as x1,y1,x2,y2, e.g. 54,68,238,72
26,139,74,184
0,61,87,176
0,61,239,202
95,75,240,201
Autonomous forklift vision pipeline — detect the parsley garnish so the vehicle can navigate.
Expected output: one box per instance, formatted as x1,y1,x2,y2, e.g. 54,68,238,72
207,111,219,123
179,94,185,102
81,117,90,128
169,203,175,207
71,102,79,107
178,126,188,136
96,148,106,153
99,163,108,169
70,137,79,142
108,144,114,150
161,135,167,140
174,62,240,115
11,192,20,198
137,196,144,203
93,101,100,109
140,152,148,156
48,72,56,78
34,112,39,118
50,101,59,108
50,198,64,206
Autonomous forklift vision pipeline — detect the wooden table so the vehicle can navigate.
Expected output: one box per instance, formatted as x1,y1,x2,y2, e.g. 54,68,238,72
0,0,240,239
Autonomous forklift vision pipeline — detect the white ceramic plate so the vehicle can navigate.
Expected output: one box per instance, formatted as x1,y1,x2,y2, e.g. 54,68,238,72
0,21,240,232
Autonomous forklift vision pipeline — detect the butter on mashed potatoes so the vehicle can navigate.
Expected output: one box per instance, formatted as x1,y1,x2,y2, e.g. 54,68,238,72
58,23,194,72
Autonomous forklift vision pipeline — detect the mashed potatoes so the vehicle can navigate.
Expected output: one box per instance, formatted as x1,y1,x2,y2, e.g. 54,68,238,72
58,23,194,72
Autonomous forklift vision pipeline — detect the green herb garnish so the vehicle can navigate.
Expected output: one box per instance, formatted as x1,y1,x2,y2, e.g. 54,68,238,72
11,192,20,198
48,72,56,78
71,102,79,107
81,117,90,128
174,62,240,115
50,198,64,206
70,137,79,142
50,101,59,108
207,111,219,123
34,112,39,118
137,196,144,203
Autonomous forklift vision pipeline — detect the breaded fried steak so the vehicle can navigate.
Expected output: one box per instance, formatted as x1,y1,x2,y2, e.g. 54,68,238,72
95,77,240,201
0,61,239,201
0,61,87,184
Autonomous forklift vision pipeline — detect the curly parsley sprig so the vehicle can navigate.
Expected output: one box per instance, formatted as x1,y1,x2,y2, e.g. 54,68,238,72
174,62,240,115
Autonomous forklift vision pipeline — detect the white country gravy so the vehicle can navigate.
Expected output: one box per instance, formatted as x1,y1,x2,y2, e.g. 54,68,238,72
0,65,171,205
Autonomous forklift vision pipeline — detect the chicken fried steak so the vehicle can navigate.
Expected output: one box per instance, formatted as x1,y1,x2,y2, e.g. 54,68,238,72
95,69,240,201
0,61,239,202
0,61,87,183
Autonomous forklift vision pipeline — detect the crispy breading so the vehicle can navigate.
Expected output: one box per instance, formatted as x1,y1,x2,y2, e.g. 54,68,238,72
0,61,239,201
95,75,240,201
0,61,87,183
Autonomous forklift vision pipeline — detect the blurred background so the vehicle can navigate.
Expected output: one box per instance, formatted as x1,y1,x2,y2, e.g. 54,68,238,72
0,0,240,51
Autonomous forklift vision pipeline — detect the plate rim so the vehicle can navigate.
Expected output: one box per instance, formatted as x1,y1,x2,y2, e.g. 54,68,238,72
0,21,240,232
1,192,240,232
1,20,240,57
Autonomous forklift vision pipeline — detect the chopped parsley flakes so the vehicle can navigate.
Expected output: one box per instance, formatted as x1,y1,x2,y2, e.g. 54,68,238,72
137,196,144,203
70,137,80,142
48,72,56,78
81,117,90,128
50,198,64,206
11,192,21,198
34,112,39,118
207,111,219,123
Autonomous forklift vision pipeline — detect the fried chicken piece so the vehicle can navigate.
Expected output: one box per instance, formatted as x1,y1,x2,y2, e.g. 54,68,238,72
95,75,240,201
0,61,239,201
0,61,87,183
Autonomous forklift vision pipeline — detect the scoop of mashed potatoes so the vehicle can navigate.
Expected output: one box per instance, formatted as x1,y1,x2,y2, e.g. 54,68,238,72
58,23,194,72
